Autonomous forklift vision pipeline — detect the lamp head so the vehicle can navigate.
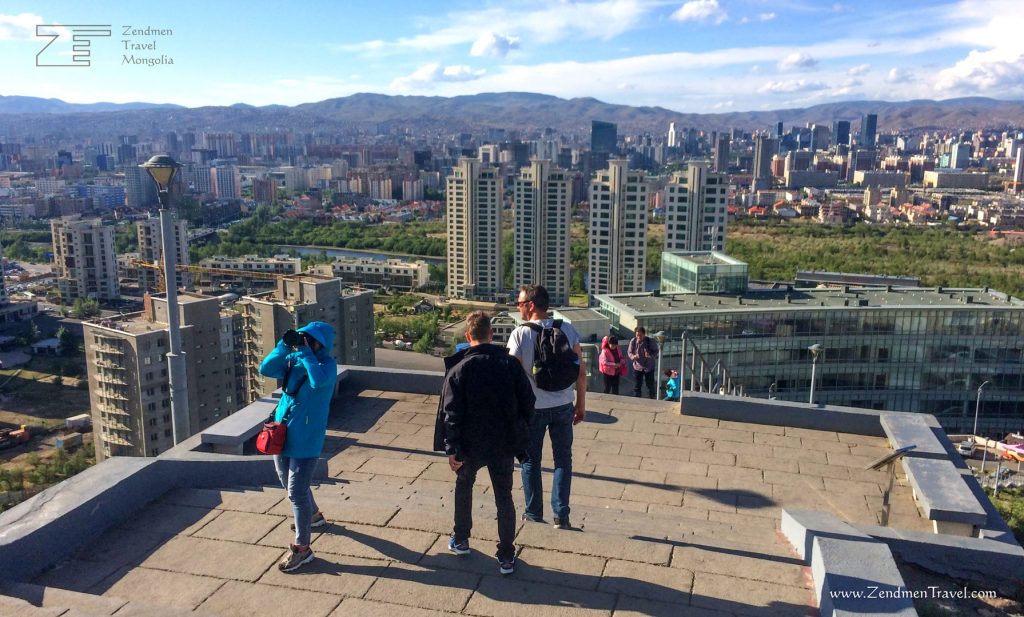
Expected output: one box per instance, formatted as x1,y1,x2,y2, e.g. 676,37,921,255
142,154,180,191
808,343,823,359
654,330,666,344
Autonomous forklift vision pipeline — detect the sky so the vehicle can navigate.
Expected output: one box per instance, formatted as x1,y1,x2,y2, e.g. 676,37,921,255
1,0,1023,113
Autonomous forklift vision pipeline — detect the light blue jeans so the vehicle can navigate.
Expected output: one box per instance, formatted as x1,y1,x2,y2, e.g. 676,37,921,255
274,455,320,546
521,404,575,521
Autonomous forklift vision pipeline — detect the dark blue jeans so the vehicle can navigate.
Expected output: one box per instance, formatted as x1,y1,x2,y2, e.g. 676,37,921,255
521,403,574,521
274,455,320,546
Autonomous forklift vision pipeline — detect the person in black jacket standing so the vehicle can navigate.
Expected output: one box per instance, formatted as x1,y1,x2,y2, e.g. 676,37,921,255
433,311,535,575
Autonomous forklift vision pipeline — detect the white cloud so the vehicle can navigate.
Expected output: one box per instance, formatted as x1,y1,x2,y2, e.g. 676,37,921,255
341,0,654,54
470,32,520,57
0,12,44,40
712,100,734,109
757,79,825,94
759,12,777,21
886,67,915,83
671,0,727,25
778,52,818,71
935,49,1024,94
391,63,485,91
931,2,1024,97
846,63,870,76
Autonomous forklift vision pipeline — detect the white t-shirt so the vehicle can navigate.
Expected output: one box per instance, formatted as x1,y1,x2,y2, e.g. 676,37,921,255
507,318,581,410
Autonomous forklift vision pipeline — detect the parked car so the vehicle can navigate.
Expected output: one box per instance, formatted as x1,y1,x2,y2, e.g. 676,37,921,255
957,441,976,457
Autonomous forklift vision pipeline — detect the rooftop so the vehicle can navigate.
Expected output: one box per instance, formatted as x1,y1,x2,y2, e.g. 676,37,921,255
8,388,935,617
2,368,1021,617
601,286,1023,316
665,251,745,267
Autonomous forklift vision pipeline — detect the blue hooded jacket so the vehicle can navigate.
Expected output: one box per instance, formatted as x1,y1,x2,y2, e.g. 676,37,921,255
258,321,336,459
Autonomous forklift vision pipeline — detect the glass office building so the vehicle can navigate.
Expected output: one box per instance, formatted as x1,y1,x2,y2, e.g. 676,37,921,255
661,251,748,294
595,286,1024,435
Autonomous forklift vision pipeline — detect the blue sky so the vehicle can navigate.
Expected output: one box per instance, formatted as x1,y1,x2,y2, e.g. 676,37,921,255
2,0,1022,112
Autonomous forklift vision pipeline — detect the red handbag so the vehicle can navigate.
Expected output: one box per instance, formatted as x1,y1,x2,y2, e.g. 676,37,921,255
255,364,305,455
256,419,287,455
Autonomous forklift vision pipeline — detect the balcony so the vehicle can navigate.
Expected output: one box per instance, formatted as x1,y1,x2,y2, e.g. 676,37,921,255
95,373,128,386
95,360,125,370
100,432,133,447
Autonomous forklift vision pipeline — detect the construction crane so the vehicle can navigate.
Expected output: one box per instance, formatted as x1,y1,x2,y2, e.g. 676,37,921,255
130,258,288,293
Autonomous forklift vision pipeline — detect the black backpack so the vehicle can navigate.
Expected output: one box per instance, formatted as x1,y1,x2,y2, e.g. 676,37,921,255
524,320,579,392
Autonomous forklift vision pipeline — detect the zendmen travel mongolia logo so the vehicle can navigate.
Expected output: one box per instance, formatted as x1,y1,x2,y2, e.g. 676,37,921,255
36,24,175,67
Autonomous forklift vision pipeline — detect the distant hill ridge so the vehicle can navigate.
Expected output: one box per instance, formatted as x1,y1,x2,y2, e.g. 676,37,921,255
1,92,1022,133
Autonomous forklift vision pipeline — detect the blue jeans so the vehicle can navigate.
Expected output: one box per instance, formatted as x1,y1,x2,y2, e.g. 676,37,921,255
521,403,574,521
274,455,320,546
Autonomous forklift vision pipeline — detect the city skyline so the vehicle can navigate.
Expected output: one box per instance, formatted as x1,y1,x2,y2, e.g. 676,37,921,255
0,0,1021,112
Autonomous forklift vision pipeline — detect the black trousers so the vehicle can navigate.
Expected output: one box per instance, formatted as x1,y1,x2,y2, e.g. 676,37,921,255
634,369,657,398
602,373,620,394
453,455,515,561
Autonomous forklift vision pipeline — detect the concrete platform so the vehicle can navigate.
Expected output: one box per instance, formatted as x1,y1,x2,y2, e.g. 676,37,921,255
10,390,939,616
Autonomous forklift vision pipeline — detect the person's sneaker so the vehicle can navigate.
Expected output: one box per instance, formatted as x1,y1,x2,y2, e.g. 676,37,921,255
498,556,516,575
552,517,572,530
278,544,314,573
290,511,327,531
448,535,470,556
521,513,544,523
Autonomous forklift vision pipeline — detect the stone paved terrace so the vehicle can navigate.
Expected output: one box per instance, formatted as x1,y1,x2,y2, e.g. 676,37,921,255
16,390,933,617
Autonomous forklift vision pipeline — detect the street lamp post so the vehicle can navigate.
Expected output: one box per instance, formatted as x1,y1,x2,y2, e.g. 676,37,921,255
808,344,823,405
654,331,666,400
973,380,991,441
142,154,190,446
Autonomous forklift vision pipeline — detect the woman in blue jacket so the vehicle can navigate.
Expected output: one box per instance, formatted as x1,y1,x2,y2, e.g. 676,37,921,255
259,321,336,573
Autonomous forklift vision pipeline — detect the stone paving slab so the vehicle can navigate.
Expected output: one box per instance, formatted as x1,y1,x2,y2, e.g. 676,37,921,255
191,510,285,544
691,572,815,616
199,581,342,617
312,523,438,562
363,563,478,613
333,597,461,617
465,576,617,617
98,567,225,610
138,536,281,582
516,524,673,565
158,487,284,514
597,560,694,604
256,553,387,598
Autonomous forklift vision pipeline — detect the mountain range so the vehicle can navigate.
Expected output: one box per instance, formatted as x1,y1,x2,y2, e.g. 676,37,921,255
0,93,1022,135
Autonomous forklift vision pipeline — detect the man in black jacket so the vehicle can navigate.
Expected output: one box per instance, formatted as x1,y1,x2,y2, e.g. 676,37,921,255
433,311,535,575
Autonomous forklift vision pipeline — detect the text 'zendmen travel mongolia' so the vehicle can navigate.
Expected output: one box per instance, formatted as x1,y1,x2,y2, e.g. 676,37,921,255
121,25,174,66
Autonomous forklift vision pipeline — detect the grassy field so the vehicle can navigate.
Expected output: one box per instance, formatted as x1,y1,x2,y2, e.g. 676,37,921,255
0,357,89,430
726,222,1024,298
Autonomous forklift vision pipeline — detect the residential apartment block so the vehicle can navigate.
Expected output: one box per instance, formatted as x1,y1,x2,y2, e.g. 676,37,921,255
664,162,727,253
83,293,245,461
196,254,302,291
513,160,573,306
446,158,504,301
51,217,120,301
312,258,430,292
588,159,648,295
238,275,375,401
137,216,192,292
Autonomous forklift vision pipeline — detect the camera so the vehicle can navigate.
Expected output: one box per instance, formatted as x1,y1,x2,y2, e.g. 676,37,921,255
282,329,305,347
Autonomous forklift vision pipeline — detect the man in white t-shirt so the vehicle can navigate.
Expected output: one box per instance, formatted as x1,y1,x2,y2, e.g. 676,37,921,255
506,284,586,530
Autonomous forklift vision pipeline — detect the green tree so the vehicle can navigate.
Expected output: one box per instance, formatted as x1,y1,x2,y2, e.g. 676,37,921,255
26,321,41,344
56,326,77,356
71,298,100,320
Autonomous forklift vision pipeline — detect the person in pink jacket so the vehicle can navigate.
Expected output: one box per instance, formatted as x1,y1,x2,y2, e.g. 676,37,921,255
598,335,627,394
